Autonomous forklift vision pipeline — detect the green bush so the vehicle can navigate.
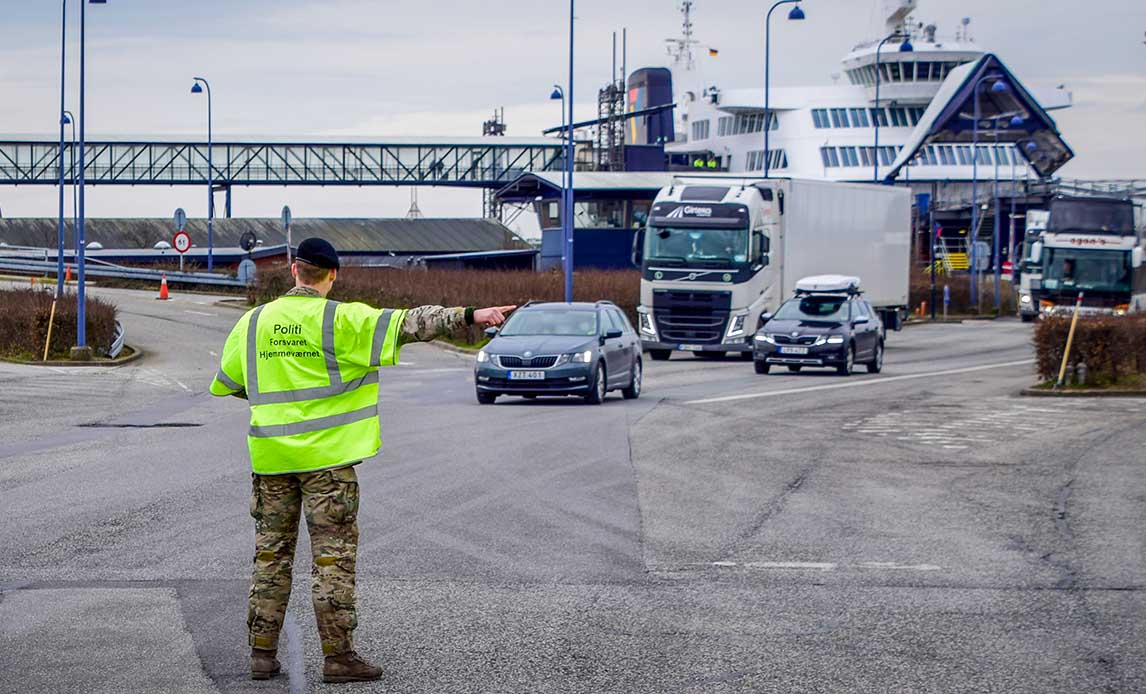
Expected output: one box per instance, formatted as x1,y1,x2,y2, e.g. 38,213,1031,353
253,267,641,343
0,288,119,360
1033,315,1146,384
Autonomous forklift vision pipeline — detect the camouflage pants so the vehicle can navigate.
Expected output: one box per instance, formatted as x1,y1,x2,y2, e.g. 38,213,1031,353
248,465,359,656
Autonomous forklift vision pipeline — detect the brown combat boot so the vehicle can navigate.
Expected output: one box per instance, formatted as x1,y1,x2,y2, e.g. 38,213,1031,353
250,647,281,680
323,651,383,683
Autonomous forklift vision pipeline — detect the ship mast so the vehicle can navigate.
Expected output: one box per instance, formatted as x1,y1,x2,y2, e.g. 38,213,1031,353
665,1,698,72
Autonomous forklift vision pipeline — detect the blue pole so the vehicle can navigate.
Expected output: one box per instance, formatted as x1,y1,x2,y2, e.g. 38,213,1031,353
57,0,67,298
873,35,895,183
970,83,979,310
993,123,1001,311
76,0,87,349
564,0,574,303
764,0,799,179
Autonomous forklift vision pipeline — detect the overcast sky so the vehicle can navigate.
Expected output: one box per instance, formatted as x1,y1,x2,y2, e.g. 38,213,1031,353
1,0,1143,229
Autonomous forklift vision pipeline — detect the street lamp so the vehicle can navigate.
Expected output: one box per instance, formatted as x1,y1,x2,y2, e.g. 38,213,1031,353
763,0,805,178
872,32,913,182
550,85,569,284
563,0,574,302
191,77,214,272
57,0,68,299
61,112,77,293
74,0,108,359
969,75,1008,309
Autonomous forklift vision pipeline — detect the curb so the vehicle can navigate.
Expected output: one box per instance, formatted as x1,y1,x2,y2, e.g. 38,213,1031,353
2,345,144,368
430,340,481,357
214,299,251,312
1020,386,1146,398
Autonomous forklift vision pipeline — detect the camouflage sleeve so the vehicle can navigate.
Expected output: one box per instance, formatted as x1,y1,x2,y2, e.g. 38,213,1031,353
399,305,469,345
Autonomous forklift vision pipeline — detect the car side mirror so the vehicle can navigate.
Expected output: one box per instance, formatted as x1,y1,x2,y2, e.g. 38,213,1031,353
760,312,773,324
1133,246,1143,269
631,229,645,267
483,327,499,339
604,329,623,340
854,316,870,325
1029,240,1043,263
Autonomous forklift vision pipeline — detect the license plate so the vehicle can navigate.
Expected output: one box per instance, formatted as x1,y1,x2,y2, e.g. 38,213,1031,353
780,346,809,355
678,344,704,351
508,370,545,380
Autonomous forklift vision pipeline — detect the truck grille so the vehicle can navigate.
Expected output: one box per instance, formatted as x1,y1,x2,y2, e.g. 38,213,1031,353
652,290,731,344
497,355,560,369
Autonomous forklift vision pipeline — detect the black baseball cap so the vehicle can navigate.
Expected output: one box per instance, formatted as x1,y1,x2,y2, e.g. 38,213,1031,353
295,237,340,270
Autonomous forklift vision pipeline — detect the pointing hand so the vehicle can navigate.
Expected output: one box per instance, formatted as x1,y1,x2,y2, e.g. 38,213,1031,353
474,306,516,327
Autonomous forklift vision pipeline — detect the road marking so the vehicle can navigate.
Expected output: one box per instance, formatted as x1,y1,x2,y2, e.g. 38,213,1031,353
183,310,214,316
703,560,941,572
683,359,1035,405
745,561,837,571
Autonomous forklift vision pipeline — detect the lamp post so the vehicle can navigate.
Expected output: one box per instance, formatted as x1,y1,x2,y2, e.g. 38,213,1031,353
872,32,913,182
191,77,214,272
763,0,804,178
550,85,568,284
969,75,1008,309
57,0,68,298
65,112,77,244
74,0,108,359
563,0,574,303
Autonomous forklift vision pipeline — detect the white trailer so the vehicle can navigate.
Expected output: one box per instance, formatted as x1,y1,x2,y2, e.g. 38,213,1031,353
635,177,911,359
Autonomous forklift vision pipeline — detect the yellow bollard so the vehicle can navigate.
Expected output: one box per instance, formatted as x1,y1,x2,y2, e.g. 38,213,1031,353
43,296,58,362
1054,292,1085,389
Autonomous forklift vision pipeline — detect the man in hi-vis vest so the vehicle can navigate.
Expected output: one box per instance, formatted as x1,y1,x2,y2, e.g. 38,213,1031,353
210,237,514,683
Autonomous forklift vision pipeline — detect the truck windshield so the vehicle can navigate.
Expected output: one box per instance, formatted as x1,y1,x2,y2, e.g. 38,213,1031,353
645,226,749,266
1048,199,1134,235
773,296,850,322
1041,248,1131,293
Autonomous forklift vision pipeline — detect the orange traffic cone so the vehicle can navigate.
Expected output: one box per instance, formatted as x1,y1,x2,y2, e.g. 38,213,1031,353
157,273,170,300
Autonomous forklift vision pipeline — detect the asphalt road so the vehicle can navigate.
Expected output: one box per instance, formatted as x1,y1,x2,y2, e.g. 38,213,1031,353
2,284,1144,693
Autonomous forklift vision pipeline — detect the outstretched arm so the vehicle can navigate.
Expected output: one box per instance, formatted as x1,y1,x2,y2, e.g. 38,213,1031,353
398,305,516,345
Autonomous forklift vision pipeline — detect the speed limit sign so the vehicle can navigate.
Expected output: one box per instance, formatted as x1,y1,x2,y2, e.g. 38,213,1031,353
173,230,192,254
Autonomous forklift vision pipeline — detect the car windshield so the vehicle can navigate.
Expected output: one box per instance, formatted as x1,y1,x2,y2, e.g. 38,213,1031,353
646,226,749,265
772,296,850,322
499,309,599,337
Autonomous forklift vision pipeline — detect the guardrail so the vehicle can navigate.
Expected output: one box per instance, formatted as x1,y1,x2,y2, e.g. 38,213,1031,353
0,257,248,288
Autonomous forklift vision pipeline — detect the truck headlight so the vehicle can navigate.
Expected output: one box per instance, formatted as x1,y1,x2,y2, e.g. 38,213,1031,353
571,350,594,363
476,350,489,363
1020,294,1032,304
724,313,748,341
637,310,657,338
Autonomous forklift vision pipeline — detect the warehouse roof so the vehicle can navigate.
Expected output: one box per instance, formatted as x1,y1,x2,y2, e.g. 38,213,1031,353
0,217,529,254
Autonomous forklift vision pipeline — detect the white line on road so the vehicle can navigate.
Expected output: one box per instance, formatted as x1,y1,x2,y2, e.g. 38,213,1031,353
683,359,1035,405
703,560,942,572
183,310,215,316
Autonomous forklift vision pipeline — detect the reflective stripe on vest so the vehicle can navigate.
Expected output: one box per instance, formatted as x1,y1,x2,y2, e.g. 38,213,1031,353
240,298,401,475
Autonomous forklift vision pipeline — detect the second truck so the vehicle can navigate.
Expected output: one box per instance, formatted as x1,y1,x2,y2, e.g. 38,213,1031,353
633,177,911,359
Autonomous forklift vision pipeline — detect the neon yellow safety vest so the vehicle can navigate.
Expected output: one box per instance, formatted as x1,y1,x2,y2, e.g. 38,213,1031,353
210,295,407,475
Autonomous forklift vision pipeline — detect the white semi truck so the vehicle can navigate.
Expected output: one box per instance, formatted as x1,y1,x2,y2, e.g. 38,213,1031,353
633,178,911,359
1017,209,1049,322
1030,196,1145,317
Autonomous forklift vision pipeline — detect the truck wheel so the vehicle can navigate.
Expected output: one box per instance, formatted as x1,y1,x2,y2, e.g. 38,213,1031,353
476,390,497,405
648,349,672,361
584,362,606,404
754,360,771,375
837,345,855,376
867,341,884,374
1021,314,1035,323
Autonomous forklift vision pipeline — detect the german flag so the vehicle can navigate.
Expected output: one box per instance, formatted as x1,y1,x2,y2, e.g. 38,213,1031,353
708,47,719,57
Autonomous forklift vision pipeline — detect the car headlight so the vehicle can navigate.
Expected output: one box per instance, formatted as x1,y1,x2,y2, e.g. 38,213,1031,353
724,313,748,340
570,349,594,363
826,335,845,344
476,350,489,363
755,333,777,344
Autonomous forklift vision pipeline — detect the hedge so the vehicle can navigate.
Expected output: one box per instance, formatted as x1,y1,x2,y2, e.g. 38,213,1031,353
252,267,641,343
0,288,119,360
1033,315,1146,384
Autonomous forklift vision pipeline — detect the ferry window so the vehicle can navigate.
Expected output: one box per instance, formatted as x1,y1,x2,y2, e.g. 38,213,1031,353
829,148,841,167
975,146,991,165
920,62,932,80
717,116,732,137
847,147,861,166
769,112,779,130
829,108,846,128
859,147,873,167
820,147,831,167
772,150,788,169
812,109,827,129
879,147,896,165
888,62,902,82
574,199,625,229
938,146,953,165
869,108,888,127
849,108,870,127
955,146,969,165
691,119,710,140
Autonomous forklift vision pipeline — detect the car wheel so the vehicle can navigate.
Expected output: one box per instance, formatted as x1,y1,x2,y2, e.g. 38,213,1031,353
648,349,672,361
754,360,771,375
837,345,855,376
787,365,802,373
584,362,606,404
867,341,884,374
476,390,497,404
622,359,642,399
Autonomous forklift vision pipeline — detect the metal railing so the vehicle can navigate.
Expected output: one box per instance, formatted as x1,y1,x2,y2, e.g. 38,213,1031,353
0,256,247,287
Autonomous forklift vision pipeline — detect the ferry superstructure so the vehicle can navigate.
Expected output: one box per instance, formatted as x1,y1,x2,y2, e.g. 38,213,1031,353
666,0,1073,186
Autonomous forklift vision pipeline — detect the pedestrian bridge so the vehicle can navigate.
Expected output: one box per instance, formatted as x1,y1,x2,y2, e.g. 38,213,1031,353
0,135,564,188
